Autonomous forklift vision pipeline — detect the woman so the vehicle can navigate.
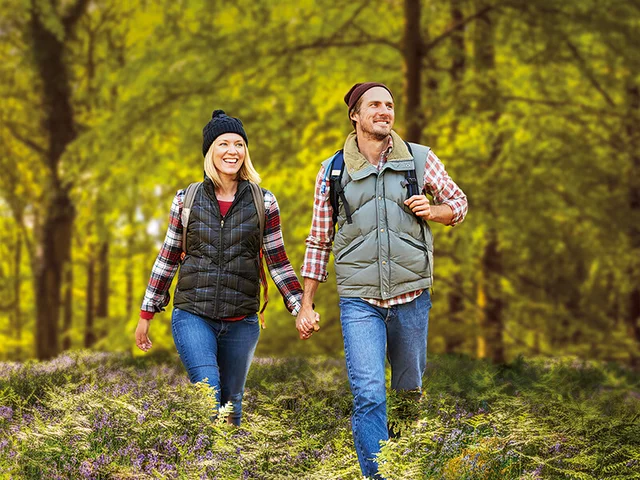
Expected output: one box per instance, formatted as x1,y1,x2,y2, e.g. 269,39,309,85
135,110,307,426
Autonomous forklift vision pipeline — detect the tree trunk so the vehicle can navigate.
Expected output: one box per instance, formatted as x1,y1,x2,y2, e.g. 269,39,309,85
13,229,22,358
30,0,90,359
403,0,422,143
626,82,640,365
444,0,468,356
35,190,75,359
84,253,96,348
450,0,466,136
96,240,109,318
474,1,505,363
445,270,465,354
62,263,73,351
126,237,134,318
450,0,466,83
477,231,505,362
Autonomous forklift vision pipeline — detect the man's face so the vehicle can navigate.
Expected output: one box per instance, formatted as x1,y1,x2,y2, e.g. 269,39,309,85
350,87,395,140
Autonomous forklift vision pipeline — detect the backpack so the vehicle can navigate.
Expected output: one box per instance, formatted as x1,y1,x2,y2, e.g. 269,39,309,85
321,141,429,226
179,181,269,327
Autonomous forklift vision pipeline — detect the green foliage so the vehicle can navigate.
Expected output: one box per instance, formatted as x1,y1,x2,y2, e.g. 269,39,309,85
378,355,640,479
1,0,640,364
1,352,639,479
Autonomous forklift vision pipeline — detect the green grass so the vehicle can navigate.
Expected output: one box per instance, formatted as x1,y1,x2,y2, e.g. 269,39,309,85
0,352,638,479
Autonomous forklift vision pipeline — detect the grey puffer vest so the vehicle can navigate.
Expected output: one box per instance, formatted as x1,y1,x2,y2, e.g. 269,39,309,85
173,177,261,319
326,131,433,300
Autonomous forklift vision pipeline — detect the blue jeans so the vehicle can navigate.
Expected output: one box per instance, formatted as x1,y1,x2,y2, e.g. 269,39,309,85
171,307,260,426
339,291,431,479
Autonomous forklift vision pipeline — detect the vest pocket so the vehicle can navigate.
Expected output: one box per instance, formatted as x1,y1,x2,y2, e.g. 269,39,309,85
336,236,366,262
399,235,428,253
391,232,430,282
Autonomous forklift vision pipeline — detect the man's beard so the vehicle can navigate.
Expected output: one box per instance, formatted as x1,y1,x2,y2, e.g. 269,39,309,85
361,122,391,141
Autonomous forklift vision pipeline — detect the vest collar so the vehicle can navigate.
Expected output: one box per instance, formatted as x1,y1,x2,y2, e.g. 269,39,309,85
202,176,250,217
203,176,250,198
343,130,415,180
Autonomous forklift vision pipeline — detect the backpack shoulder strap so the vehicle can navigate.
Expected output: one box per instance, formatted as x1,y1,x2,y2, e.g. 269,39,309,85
181,182,202,258
405,141,430,196
328,150,353,226
249,181,269,328
248,182,266,246
403,142,419,198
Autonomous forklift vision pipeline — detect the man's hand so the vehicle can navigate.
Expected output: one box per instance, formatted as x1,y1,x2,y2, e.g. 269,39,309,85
404,195,454,225
135,318,153,352
404,195,432,220
296,306,320,340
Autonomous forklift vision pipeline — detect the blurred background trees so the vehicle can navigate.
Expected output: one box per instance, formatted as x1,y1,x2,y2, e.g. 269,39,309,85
0,0,638,364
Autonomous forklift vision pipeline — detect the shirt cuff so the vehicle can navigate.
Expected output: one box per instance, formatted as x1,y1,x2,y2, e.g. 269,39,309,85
300,268,328,282
440,200,462,226
140,310,155,320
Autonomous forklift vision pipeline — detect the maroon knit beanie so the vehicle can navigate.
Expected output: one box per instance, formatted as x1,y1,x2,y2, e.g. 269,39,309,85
344,82,394,112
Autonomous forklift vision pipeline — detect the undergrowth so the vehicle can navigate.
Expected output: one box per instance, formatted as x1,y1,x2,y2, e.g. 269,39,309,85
0,352,638,479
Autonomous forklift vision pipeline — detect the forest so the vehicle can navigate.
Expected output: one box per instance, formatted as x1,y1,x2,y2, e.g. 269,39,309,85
0,0,639,478
0,0,639,363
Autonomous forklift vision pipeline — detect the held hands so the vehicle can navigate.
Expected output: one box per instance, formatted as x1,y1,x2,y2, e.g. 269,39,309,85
295,306,321,340
404,195,432,220
135,318,153,352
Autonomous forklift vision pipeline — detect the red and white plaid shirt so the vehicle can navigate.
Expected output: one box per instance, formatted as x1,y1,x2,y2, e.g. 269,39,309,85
141,188,303,319
301,135,468,307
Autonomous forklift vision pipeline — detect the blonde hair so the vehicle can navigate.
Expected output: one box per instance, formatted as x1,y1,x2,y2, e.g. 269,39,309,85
203,139,261,188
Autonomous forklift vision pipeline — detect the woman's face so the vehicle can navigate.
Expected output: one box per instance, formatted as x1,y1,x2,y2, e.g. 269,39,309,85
212,133,246,180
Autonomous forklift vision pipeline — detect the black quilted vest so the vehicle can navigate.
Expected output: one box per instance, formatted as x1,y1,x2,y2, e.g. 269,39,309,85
173,177,261,319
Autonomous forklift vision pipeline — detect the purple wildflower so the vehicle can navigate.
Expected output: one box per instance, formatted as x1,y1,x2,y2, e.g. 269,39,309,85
132,452,145,468
79,460,94,479
0,406,13,420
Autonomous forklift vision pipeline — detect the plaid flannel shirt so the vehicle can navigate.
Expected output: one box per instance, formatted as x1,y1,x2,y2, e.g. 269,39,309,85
301,136,468,307
141,188,303,319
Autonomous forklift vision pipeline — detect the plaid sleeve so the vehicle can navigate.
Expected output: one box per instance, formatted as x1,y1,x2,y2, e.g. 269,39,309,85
262,190,304,316
301,165,334,282
140,191,184,316
423,150,468,226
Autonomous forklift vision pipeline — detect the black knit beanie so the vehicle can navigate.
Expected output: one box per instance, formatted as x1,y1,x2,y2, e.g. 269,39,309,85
202,110,249,157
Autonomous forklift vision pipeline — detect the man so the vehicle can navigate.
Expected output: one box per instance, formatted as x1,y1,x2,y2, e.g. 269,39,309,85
295,82,468,478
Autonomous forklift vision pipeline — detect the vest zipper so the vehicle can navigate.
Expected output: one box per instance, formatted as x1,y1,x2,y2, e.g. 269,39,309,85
337,237,366,261
213,183,246,318
399,236,428,253
214,218,224,318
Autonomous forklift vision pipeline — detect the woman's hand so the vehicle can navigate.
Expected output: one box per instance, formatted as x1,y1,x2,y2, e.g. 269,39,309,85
295,307,320,340
135,319,153,352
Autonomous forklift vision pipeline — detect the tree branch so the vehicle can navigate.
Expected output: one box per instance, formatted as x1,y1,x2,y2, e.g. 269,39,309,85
565,40,616,108
274,39,397,55
19,222,34,263
499,95,624,118
4,121,46,155
62,0,91,34
352,24,401,51
272,0,397,55
423,4,495,54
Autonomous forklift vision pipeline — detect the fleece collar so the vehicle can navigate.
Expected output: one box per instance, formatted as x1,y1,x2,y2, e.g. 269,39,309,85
343,130,413,177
